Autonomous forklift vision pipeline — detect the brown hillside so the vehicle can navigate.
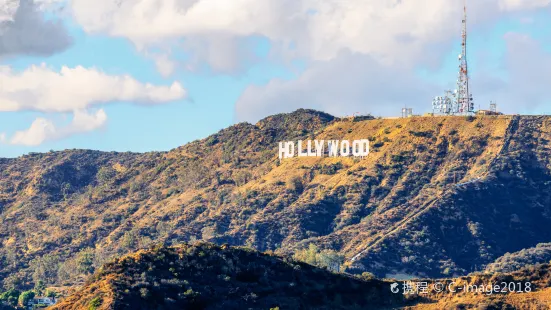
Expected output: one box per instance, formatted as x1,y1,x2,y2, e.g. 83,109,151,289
407,262,551,309
1,110,551,289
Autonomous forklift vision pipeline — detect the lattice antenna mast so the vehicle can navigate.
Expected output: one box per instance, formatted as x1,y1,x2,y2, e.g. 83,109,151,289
457,0,474,114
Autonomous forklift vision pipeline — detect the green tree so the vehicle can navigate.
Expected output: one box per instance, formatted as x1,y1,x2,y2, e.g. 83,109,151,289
96,166,116,184
76,248,96,275
34,280,46,296
293,243,319,266
45,289,57,298
318,250,345,272
30,254,60,285
293,244,344,272
18,291,35,307
0,289,20,307
122,231,137,250
61,182,72,200
89,296,102,310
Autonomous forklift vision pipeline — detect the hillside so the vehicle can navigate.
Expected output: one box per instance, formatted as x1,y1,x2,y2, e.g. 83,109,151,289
50,243,408,310
485,243,551,273
51,243,551,310
2,110,551,290
408,262,551,310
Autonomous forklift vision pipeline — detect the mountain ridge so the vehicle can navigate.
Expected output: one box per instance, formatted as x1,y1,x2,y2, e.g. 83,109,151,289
1,110,551,290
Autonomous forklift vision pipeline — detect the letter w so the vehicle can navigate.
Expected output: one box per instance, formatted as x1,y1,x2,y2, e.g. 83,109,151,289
327,140,339,157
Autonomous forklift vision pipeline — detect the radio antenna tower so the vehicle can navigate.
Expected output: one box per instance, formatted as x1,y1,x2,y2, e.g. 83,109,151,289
457,0,474,114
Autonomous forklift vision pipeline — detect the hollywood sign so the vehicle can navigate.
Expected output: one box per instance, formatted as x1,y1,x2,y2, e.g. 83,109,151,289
278,139,370,159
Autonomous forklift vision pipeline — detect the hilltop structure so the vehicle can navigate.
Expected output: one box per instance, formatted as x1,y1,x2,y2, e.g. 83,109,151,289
432,0,475,116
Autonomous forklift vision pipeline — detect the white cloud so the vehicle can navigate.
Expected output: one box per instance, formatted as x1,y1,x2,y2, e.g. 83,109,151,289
69,0,454,69
472,32,551,114
0,64,186,112
0,0,19,22
8,0,548,129
235,50,440,123
69,109,108,135
66,0,551,122
0,0,72,57
238,30,551,122
9,117,56,146
7,109,107,146
0,63,186,146
150,52,177,77
498,0,551,11
180,34,258,74
69,0,551,72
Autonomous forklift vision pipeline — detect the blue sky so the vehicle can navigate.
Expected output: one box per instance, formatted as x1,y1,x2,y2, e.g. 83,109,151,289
1,0,550,158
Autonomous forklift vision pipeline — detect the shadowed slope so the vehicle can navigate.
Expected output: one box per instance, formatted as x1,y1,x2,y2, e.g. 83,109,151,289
50,243,407,310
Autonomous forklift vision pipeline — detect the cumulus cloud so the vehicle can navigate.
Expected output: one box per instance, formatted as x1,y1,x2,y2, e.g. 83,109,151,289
0,0,19,22
64,0,551,121
9,117,56,146
472,32,551,114
0,64,186,145
7,109,107,146
238,30,551,122
69,0,551,71
149,52,177,77
69,0,456,69
0,0,72,58
235,50,440,123
0,64,186,112
181,34,260,74
499,0,551,11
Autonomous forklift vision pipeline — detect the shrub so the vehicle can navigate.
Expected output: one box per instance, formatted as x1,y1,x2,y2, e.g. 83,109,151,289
391,154,406,162
286,176,304,193
0,289,20,307
140,288,150,298
409,130,433,138
319,163,343,175
88,296,102,310
18,291,34,307
360,272,376,280
205,136,219,146
45,289,57,298
96,166,116,184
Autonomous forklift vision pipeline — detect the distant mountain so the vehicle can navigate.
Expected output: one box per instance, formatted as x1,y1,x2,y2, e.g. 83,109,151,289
485,243,551,273
2,110,551,290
